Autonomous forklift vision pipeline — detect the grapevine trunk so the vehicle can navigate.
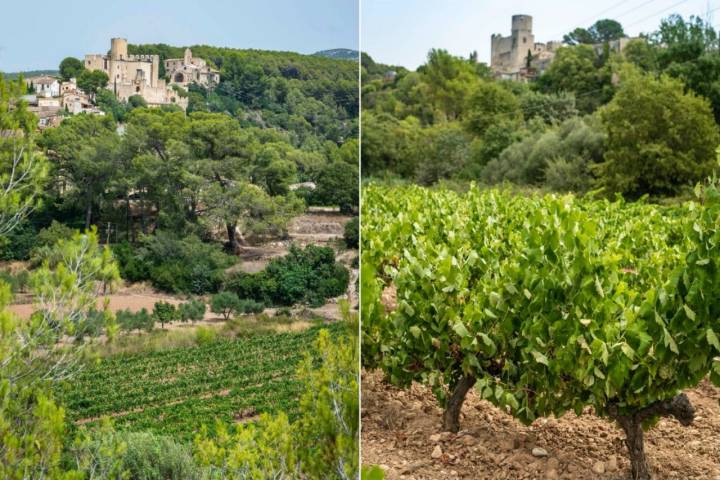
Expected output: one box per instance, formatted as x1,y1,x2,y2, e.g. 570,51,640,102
442,375,476,433
610,393,695,480
619,417,650,480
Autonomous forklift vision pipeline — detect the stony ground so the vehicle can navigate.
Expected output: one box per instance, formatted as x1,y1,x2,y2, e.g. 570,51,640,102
362,370,720,480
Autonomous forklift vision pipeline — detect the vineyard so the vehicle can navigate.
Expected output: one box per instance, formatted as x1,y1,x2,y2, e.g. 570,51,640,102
361,183,720,479
59,323,342,442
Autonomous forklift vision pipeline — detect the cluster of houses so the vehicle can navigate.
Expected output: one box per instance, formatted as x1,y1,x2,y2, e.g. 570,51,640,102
23,76,103,128
20,37,220,129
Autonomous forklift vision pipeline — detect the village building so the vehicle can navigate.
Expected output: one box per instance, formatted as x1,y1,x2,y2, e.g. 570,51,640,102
26,76,60,97
21,94,63,129
84,38,188,109
165,48,220,88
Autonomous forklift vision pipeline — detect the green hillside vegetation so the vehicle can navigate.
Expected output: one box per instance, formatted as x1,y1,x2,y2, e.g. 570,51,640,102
0,32,359,478
362,14,720,201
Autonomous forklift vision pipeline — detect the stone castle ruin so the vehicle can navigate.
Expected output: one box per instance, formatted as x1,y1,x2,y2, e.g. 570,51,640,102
84,38,188,109
491,15,634,81
491,15,561,80
165,48,220,88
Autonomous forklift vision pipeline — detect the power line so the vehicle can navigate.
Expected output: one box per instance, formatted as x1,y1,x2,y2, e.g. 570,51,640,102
614,0,662,22
546,0,660,40
625,0,692,28
575,0,638,27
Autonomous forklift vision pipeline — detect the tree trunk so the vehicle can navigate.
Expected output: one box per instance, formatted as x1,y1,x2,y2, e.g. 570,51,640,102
140,190,147,235
85,201,93,230
227,223,239,253
125,193,131,242
442,375,476,433
609,393,695,480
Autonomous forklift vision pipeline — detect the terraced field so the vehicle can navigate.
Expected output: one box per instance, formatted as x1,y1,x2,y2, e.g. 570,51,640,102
59,323,342,441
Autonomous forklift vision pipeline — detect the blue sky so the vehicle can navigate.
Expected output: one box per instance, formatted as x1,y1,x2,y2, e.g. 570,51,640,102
363,0,719,69
0,0,359,72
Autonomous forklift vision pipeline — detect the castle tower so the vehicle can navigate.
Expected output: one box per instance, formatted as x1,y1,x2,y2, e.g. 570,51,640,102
510,15,534,70
151,55,159,87
110,38,128,61
184,48,192,64
511,14,533,36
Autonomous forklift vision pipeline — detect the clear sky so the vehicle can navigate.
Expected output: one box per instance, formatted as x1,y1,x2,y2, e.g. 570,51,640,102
362,0,719,69
0,0,359,72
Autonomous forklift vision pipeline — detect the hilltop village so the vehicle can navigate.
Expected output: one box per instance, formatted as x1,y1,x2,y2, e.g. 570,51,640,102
22,37,219,128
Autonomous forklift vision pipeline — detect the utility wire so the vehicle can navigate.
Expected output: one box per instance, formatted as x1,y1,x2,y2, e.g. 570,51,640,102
575,0,638,27
625,0,692,28
547,0,659,41
614,0,662,22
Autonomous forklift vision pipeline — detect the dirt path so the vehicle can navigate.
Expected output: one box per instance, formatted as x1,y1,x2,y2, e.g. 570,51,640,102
7,293,188,320
362,370,720,480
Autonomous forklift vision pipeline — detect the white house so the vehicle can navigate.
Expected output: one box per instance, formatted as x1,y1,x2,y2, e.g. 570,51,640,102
29,76,60,97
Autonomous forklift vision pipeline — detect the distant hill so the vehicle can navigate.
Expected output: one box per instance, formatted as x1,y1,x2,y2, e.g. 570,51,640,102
313,49,359,61
2,69,58,80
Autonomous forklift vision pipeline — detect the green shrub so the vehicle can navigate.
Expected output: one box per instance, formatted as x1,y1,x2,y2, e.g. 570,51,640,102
117,308,154,333
74,308,108,340
237,299,265,314
115,233,233,294
311,161,359,213
152,301,178,329
225,244,349,308
112,241,149,282
195,326,217,346
97,430,199,480
179,299,206,323
0,269,30,293
0,221,37,261
344,217,359,249
210,291,242,320
224,271,275,305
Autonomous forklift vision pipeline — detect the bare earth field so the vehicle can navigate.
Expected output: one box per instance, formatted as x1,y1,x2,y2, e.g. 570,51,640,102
362,370,720,480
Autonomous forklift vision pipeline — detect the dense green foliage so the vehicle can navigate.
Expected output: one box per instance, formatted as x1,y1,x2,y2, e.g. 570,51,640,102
344,216,359,248
362,183,720,477
59,57,84,81
114,234,234,294
73,429,198,480
225,244,349,307
596,67,720,197
210,291,243,320
126,43,358,145
153,301,179,329
564,19,626,45
179,299,206,324
362,15,720,200
117,308,154,334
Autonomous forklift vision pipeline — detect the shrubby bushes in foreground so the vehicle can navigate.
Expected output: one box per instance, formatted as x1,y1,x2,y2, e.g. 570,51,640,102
362,183,720,479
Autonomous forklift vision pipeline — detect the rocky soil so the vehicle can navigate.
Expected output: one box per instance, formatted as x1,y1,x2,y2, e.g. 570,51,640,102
362,370,720,480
